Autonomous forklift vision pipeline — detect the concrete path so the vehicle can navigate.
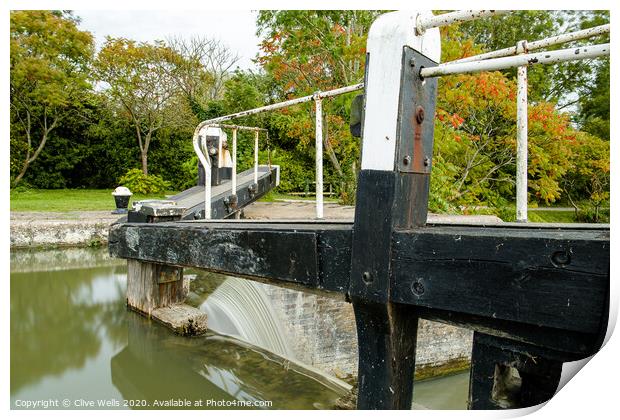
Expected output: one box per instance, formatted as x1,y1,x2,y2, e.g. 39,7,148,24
10,201,502,248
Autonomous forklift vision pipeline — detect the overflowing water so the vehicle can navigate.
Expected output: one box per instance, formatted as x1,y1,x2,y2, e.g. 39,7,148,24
196,277,295,359
10,247,469,410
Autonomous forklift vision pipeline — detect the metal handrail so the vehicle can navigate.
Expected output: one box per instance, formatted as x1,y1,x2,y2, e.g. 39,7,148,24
192,83,364,219
448,24,610,65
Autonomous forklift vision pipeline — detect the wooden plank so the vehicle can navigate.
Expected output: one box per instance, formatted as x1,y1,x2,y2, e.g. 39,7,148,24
391,226,609,334
110,221,353,293
126,260,186,315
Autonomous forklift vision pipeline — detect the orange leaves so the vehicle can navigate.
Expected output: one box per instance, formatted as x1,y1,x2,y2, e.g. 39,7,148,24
449,113,465,129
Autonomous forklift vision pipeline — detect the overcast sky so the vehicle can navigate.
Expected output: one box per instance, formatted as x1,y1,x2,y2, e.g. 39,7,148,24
75,10,262,70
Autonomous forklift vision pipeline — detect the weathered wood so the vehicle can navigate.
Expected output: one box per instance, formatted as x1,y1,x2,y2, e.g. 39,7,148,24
469,332,563,409
151,304,208,336
110,221,353,294
126,259,186,315
353,300,418,409
391,225,609,334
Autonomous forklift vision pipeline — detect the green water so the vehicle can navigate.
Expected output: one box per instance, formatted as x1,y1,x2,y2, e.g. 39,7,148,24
10,248,343,410
10,247,470,410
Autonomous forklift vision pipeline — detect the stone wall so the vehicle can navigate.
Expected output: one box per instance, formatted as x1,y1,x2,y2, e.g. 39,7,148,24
262,285,473,379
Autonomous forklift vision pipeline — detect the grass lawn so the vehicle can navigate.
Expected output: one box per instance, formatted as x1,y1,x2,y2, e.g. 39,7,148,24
10,188,339,212
258,190,340,203
527,210,576,223
10,189,175,212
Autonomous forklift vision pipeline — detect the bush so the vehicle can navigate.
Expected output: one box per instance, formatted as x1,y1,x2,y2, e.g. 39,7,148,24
575,205,610,223
117,169,170,195
496,205,517,222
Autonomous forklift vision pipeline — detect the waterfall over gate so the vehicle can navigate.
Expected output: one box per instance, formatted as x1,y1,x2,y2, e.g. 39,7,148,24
200,277,295,360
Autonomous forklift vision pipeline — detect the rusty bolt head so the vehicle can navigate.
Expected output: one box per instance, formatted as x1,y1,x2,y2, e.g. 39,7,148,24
415,106,425,124
403,155,411,165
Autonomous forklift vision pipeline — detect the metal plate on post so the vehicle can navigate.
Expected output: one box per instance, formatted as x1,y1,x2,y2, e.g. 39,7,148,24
396,47,438,174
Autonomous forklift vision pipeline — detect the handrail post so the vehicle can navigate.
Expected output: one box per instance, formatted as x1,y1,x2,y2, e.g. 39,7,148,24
218,133,223,168
516,40,528,223
314,93,324,219
194,134,211,220
254,130,259,185
231,128,237,197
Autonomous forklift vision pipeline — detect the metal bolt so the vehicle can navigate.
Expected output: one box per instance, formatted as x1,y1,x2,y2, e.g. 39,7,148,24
423,156,431,167
409,58,416,67
362,271,373,284
415,106,425,124
403,155,411,165
412,281,425,296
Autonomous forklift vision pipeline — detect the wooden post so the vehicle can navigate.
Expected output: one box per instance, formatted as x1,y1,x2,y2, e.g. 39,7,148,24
126,259,186,315
349,46,439,409
126,259,208,335
353,301,419,409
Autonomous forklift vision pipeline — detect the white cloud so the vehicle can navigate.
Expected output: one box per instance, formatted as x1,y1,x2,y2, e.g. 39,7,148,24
75,9,262,70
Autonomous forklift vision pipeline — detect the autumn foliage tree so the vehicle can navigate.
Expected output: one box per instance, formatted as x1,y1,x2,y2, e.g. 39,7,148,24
10,11,94,186
430,27,609,214
95,38,191,176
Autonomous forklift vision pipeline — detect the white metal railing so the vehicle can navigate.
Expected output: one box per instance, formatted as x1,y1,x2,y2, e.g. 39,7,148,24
192,83,364,219
198,124,268,219
192,10,610,221
423,27,610,221
449,24,610,65
420,43,610,78
416,10,509,35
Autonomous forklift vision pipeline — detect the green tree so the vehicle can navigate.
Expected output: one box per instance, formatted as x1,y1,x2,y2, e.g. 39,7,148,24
457,11,609,110
10,10,94,186
255,11,384,200
95,38,192,175
257,10,383,94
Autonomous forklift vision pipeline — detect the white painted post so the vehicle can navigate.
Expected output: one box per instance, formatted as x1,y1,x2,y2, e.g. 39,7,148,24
218,134,223,168
232,128,237,196
254,130,259,185
516,40,528,223
196,135,211,220
314,95,324,219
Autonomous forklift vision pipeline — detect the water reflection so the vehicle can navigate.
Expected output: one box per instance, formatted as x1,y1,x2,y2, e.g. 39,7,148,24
11,247,469,410
10,248,344,409
113,314,345,409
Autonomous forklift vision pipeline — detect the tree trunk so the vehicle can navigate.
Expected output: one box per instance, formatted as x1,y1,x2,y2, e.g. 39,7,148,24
141,152,148,176
323,115,343,177
12,114,55,187
12,160,30,186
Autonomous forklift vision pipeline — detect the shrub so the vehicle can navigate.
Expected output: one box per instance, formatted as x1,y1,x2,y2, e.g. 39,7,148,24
117,169,170,195
575,205,610,223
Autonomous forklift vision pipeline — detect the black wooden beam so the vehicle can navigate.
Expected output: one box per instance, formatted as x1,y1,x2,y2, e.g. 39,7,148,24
391,225,609,335
109,220,353,295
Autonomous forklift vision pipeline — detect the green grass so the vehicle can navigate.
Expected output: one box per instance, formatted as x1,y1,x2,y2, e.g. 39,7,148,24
10,189,176,212
258,190,340,203
527,210,576,223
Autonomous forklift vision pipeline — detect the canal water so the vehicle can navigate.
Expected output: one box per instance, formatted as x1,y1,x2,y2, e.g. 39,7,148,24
10,247,469,410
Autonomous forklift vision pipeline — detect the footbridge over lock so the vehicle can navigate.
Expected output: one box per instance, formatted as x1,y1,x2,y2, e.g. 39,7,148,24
110,10,611,410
